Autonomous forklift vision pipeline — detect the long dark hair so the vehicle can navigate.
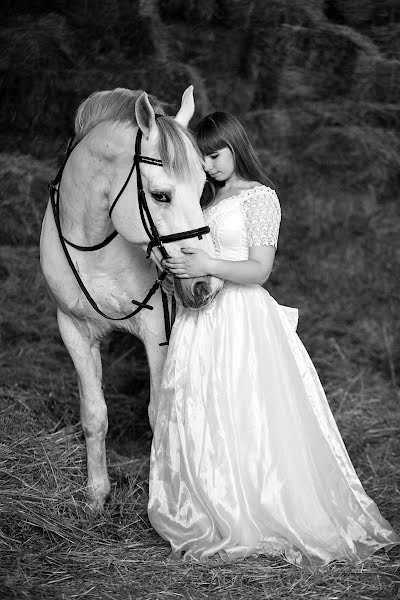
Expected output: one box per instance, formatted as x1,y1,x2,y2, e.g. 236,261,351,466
194,112,274,208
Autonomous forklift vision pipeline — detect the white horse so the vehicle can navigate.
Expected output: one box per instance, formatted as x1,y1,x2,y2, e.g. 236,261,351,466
40,86,223,509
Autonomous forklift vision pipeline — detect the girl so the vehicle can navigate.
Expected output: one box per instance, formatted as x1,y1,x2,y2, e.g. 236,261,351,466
147,112,398,567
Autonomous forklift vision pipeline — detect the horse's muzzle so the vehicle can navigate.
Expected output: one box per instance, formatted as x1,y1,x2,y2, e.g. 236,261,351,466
175,276,222,309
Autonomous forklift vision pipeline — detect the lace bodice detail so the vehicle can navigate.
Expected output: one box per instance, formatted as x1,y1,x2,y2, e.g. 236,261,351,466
204,186,281,261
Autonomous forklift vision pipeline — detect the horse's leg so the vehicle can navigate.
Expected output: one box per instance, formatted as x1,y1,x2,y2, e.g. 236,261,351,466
141,311,168,432
57,309,110,510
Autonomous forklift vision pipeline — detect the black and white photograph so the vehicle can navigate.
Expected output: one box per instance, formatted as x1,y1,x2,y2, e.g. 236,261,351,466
1,1,399,598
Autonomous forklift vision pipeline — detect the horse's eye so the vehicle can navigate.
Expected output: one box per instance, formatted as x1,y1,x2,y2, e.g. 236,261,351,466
151,191,171,203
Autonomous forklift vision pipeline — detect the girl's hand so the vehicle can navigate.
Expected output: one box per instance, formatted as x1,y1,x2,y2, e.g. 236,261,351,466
162,248,214,278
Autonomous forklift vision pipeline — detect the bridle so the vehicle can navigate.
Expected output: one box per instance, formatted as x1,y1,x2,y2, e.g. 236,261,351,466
110,128,210,260
48,122,210,345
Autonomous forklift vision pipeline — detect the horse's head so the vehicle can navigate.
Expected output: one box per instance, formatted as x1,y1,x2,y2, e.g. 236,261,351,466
107,87,223,309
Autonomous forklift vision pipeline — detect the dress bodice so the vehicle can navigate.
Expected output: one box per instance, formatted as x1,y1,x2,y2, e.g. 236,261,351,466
204,185,281,261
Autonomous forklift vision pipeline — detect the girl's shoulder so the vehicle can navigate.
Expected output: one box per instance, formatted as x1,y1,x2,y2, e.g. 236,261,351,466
240,184,279,204
241,185,281,216
241,186,281,248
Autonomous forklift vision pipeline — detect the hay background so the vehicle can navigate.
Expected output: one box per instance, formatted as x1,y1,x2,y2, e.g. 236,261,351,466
1,1,400,598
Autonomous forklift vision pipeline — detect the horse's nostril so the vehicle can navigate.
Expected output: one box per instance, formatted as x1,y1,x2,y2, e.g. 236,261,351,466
192,280,210,301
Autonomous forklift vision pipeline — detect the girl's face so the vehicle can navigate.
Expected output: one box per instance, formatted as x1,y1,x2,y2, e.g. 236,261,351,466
203,147,235,182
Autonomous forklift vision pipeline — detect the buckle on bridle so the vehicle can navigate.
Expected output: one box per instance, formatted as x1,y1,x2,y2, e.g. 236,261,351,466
131,299,153,310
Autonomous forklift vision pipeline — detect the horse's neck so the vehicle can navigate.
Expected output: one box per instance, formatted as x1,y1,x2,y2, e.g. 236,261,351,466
59,124,132,247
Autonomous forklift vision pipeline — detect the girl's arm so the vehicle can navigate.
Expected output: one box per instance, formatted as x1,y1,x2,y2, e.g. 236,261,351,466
164,188,281,285
163,245,276,286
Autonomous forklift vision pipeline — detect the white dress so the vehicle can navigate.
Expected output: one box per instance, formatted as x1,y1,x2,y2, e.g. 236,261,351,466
148,185,399,567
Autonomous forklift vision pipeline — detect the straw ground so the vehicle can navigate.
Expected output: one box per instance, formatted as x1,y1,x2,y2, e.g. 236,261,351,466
0,155,399,598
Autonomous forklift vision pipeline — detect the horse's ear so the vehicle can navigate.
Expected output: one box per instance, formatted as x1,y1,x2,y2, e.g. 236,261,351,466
175,85,195,127
135,92,157,140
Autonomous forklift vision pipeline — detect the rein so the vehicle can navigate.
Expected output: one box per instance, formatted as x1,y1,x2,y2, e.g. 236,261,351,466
48,125,210,345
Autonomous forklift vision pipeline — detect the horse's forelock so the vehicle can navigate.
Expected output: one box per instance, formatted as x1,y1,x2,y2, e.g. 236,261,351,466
157,116,203,182
74,88,165,141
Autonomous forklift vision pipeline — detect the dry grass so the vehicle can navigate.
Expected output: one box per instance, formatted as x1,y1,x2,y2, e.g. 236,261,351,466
0,153,54,246
0,383,399,600
0,149,399,598
1,386,399,600
1,246,399,600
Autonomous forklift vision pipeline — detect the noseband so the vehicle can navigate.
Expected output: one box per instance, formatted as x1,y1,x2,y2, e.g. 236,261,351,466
108,128,210,260
48,124,210,344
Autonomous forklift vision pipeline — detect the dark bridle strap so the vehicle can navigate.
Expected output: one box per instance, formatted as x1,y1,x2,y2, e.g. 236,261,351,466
63,230,118,252
48,130,166,322
134,130,168,258
137,156,163,166
138,190,153,241
49,125,211,343
108,158,137,218
51,134,76,187
146,233,211,261
146,226,209,259
159,285,172,346
155,227,208,245
49,134,120,252
132,130,210,260
49,182,167,321
108,140,162,220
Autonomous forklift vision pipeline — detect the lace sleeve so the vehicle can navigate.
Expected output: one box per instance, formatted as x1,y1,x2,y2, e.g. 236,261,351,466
242,187,281,248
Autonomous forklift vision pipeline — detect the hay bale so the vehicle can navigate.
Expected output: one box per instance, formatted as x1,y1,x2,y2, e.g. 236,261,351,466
72,57,210,119
352,54,400,104
0,7,167,142
302,122,400,192
371,23,400,60
0,13,76,137
242,108,293,183
326,0,400,28
0,153,53,246
159,0,216,22
245,98,400,200
139,59,210,117
278,23,380,103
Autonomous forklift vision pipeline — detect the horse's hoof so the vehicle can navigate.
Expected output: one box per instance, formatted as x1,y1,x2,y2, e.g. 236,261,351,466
86,497,106,512
86,483,110,512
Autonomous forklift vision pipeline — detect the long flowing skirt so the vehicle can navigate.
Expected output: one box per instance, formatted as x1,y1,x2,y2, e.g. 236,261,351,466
148,283,399,566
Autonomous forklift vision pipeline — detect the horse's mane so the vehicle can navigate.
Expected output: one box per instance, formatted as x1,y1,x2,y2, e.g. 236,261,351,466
74,88,202,180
